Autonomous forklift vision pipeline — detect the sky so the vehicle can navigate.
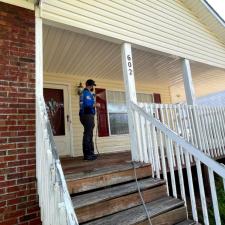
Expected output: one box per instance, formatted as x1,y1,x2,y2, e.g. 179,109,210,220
207,0,225,21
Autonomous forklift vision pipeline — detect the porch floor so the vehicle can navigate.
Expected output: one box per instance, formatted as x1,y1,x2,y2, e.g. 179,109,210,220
60,151,132,176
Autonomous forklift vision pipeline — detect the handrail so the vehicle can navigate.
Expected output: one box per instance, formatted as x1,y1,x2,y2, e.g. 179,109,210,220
131,102,225,178
37,96,79,225
130,101,225,225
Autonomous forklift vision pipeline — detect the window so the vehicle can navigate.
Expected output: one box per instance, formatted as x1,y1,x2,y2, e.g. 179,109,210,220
107,91,128,135
107,91,153,135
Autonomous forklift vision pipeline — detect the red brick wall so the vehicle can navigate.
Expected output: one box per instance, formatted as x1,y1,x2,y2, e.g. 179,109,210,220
0,3,41,225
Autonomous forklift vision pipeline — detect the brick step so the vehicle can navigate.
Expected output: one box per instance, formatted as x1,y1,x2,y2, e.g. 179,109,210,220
81,196,186,225
73,178,166,223
66,162,151,194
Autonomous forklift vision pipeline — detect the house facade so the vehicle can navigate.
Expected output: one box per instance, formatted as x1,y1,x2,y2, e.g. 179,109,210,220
1,0,225,224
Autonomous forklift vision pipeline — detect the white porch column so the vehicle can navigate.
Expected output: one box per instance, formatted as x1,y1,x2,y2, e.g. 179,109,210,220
35,8,43,180
182,58,196,105
121,43,140,161
35,9,43,97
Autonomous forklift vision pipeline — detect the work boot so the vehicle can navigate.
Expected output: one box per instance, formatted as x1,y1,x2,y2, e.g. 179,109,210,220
83,154,97,161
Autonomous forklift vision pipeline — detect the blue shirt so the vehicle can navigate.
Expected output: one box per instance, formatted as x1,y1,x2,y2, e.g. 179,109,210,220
79,88,95,115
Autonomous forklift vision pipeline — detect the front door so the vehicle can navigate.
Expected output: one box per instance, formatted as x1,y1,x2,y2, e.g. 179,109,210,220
43,84,72,156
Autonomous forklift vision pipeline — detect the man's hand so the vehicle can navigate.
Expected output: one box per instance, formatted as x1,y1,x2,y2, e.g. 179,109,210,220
94,103,100,108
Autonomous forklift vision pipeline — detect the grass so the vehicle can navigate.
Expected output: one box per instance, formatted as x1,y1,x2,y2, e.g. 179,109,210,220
207,175,225,225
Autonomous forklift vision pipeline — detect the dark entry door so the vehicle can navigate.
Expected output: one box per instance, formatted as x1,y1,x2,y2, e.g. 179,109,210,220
43,84,71,156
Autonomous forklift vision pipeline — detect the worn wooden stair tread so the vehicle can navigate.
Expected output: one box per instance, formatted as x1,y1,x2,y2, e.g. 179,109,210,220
74,178,167,223
61,152,131,174
67,162,151,194
65,162,149,180
73,178,165,209
82,197,186,225
175,220,200,225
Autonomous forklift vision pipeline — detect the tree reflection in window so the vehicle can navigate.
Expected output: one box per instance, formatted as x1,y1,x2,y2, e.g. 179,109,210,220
45,98,65,135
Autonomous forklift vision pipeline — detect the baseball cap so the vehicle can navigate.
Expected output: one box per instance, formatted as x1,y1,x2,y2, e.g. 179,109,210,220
86,79,96,86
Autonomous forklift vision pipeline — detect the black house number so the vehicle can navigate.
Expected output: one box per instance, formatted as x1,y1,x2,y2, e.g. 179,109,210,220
127,55,133,76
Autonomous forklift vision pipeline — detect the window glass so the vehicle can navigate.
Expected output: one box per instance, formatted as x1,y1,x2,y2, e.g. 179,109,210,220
137,93,153,104
107,91,153,135
109,113,129,135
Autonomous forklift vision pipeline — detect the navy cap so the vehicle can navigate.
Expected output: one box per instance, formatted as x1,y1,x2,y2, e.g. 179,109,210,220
86,79,96,86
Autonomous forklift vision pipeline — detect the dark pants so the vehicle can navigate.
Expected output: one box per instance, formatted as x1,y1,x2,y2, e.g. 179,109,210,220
80,114,95,157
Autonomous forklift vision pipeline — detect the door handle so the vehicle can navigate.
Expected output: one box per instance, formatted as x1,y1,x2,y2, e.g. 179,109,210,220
66,115,71,131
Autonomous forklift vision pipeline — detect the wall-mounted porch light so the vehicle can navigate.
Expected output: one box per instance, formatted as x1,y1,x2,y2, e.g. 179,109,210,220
77,82,84,96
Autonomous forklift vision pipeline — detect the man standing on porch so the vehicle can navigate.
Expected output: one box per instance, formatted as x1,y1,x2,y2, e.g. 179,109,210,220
79,79,100,160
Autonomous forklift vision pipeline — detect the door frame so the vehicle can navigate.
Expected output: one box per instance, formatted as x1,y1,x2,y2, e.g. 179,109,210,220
44,81,74,157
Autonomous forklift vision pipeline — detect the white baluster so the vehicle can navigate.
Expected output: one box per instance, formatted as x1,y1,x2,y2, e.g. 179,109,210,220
149,105,160,178
205,107,217,157
202,106,214,157
139,112,148,163
169,105,177,166
199,106,211,156
217,107,225,155
188,105,198,148
159,130,169,194
175,143,186,203
207,106,219,157
184,151,198,222
165,136,177,197
145,105,156,177
177,105,185,165
144,104,153,165
185,105,194,162
208,169,221,225
196,159,209,225
213,107,223,156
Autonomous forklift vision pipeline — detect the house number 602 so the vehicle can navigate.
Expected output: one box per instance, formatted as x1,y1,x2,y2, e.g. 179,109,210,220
127,55,133,76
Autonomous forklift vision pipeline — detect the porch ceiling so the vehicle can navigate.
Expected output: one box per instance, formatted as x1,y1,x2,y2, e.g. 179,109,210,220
43,24,225,89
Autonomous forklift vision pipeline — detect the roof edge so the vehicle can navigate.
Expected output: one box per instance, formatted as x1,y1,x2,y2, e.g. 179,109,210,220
0,0,35,10
201,0,225,28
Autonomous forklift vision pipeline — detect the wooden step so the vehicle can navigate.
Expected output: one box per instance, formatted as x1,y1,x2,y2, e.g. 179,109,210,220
66,162,151,194
175,220,200,225
74,178,167,223
61,152,131,174
82,196,186,225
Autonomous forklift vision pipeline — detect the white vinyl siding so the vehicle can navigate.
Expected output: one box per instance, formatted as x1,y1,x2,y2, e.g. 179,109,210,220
44,73,171,156
41,0,225,69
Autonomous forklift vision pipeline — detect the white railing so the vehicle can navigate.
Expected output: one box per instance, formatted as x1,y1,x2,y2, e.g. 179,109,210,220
130,101,225,225
141,103,225,159
36,96,78,225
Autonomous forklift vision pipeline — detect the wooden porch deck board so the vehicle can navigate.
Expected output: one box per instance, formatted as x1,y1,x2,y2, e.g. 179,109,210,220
72,178,166,209
60,151,132,175
82,197,185,225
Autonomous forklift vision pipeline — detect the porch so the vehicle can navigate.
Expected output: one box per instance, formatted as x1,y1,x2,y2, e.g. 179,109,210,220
42,23,225,158
36,14,225,225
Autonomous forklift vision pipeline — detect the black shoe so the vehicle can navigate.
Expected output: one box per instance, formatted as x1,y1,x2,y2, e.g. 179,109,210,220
83,155,97,161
